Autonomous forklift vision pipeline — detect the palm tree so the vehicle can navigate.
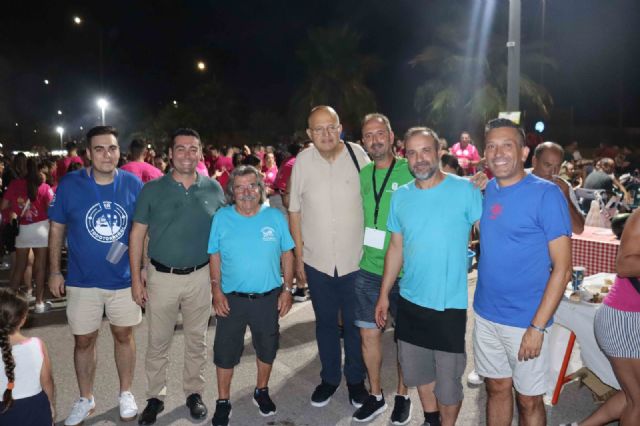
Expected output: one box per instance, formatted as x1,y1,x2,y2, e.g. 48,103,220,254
291,26,378,136
411,13,555,141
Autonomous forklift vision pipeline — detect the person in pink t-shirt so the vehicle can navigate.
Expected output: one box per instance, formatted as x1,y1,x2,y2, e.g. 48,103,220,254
120,139,164,183
1,158,53,313
576,209,640,426
262,152,278,194
56,141,84,182
450,131,481,175
213,146,234,189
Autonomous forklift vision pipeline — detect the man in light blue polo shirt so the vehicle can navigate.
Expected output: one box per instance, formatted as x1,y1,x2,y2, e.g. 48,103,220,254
375,127,482,426
208,165,295,426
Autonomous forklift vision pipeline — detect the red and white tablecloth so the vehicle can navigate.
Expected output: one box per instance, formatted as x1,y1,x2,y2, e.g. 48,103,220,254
571,226,620,276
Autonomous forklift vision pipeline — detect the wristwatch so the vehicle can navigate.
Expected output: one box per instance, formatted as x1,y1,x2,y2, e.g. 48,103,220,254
283,285,297,294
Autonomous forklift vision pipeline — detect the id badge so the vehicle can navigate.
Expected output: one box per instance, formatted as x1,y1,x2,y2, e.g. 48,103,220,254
363,227,386,250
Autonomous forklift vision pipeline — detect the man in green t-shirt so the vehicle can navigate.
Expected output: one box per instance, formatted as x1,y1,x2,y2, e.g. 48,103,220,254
352,113,415,424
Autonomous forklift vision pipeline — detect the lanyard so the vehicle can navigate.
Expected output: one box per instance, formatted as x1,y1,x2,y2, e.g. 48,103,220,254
371,157,396,228
88,168,119,235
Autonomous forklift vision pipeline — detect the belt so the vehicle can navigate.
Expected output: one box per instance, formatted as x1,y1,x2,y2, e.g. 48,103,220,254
150,259,209,275
228,287,279,299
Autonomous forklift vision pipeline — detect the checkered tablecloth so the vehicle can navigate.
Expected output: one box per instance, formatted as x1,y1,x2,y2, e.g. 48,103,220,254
571,226,620,276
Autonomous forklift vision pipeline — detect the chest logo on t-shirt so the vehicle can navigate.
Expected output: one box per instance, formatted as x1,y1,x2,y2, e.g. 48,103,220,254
261,227,276,242
489,203,503,220
85,201,128,243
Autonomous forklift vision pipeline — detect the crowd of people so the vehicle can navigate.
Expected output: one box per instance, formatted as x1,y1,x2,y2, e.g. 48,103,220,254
0,107,637,426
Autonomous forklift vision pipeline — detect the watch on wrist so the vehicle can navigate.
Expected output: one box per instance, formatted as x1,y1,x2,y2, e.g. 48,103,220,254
283,285,297,294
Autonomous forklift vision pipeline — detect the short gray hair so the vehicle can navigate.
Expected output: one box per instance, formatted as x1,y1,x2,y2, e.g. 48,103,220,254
225,165,267,204
403,126,440,151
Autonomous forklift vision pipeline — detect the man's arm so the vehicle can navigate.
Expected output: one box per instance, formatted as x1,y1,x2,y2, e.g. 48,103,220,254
278,250,294,317
554,178,585,234
616,208,640,277
612,176,632,204
288,211,306,285
374,232,404,328
518,235,572,361
129,222,149,306
48,221,67,298
210,252,230,317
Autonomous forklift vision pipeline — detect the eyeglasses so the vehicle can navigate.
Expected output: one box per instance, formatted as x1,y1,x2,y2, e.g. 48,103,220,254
310,124,341,135
233,182,259,192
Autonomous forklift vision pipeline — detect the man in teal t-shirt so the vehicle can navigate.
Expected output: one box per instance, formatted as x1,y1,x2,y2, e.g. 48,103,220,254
352,113,415,424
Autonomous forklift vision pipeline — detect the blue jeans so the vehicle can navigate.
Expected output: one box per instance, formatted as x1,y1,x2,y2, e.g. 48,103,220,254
305,264,366,386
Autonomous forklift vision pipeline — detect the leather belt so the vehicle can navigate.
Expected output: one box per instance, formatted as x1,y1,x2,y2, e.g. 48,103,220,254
228,288,279,299
150,259,208,275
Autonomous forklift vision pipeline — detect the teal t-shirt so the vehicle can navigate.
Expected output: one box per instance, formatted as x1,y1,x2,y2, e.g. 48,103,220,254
208,205,295,294
387,174,482,310
359,158,414,276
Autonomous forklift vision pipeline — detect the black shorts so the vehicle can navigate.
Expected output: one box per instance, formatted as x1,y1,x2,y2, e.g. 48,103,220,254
213,289,280,368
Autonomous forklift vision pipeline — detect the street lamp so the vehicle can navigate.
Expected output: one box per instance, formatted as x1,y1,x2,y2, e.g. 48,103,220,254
73,16,82,25
57,110,62,115
56,126,64,150
196,61,206,71
44,79,49,85
96,98,109,125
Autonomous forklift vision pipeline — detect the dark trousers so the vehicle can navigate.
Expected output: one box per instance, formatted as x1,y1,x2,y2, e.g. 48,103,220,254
305,264,365,386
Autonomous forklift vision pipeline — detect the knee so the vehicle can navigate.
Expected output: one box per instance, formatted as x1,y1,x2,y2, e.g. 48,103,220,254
112,327,134,345
485,378,513,398
75,334,98,351
516,394,543,413
360,330,380,350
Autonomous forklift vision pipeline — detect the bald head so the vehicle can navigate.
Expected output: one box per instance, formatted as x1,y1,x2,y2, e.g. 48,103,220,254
308,105,340,128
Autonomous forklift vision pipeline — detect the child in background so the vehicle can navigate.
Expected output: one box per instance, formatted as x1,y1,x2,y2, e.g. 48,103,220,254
0,288,54,424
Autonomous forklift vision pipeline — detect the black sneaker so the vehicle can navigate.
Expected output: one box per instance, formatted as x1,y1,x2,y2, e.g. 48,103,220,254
310,381,338,407
186,393,207,419
253,387,276,416
347,381,369,408
293,287,309,302
352,393,387,422
212,399,232,426
390,394,412,425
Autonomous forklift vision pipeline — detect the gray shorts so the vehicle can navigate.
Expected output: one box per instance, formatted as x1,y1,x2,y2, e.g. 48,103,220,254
398,340,466,405
213,289,280,368
595,303,640,359
354,269,400,329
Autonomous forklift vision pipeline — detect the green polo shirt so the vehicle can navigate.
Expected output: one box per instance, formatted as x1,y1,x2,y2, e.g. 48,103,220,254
359,158,414,276
133,173,226,267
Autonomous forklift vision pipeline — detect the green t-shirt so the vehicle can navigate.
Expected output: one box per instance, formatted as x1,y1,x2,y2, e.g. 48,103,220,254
359,158,414,275
133,173,226,267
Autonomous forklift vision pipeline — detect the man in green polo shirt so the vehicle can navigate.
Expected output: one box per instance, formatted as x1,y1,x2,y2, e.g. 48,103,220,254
129,128,226,425
352,113,415,424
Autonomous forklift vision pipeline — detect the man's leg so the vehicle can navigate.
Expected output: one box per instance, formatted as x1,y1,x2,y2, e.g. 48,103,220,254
416,382,438,412
361,328,383,394
74,331,100,398
485,378,513,426
396,357,408,395
179,267,211,397
338,270,366,385
216,367,234,400
515,393,545,426
110,325,136,393
433,351,465,426
256,358,273,389
305,265,342,386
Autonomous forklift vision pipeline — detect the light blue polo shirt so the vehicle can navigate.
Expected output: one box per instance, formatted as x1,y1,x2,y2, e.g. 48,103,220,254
208,205,295,294
387,174,482,310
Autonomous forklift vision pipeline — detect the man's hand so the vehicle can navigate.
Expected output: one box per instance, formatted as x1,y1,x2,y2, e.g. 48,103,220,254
212,290,230,317
48,274,65,298
295,258,307,285
518,327,544,361
552,177,571,198
131,273,148,307
470,171,488,190
374,295,389,329
278,290,293,317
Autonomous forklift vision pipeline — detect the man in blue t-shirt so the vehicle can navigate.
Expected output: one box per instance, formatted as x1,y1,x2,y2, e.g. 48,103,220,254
375,127,483,426
48,126,143,426
208,166,295,425
473,118,572,426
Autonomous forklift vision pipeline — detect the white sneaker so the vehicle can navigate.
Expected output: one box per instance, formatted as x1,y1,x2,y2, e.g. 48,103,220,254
467,370,484,385
34,301,53,313
65,396,96,426
119,391,138,421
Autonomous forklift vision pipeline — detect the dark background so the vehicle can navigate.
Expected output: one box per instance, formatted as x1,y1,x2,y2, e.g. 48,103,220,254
1,0,638,150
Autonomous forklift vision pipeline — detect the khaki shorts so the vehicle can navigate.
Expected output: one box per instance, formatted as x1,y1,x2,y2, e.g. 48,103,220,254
66,286,142,336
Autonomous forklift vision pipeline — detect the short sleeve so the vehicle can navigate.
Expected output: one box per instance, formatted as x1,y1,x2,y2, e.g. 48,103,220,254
132,184,153,224
207,214,222,254
47,180,67,224
467,185,483,224
386,191,401,234
288,160,302,213
3,181,17,206
538,185,572,242
276,210,295,251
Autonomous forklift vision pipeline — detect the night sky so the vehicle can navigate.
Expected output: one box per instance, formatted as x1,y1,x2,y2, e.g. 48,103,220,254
1,0,639,149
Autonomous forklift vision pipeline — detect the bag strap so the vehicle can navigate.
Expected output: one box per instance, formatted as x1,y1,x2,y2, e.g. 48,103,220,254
344,142,360,173
628,277,640,294
19,199,31,219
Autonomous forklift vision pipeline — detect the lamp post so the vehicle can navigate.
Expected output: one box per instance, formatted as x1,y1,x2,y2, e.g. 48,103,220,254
56,126,64,150
97,98,108,125
506,0,521,112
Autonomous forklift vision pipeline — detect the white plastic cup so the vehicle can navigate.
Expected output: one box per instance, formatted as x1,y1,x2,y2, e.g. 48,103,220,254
106,240,128,264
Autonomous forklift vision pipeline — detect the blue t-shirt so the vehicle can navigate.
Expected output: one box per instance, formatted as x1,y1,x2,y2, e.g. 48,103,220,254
207,205,295,294
387,175,482,310
48,169,143,289
474,174,571,328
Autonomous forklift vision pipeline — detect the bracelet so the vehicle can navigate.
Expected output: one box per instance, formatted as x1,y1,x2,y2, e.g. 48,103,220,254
50,272,63,276
529,323,546,334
